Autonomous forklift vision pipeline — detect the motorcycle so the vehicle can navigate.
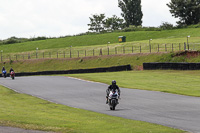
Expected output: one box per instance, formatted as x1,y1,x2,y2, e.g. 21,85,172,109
2,70,7,78
108,90,119,110
10,71,15,80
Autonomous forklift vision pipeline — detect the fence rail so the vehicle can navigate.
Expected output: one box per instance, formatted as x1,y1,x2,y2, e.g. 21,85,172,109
1,42,199,62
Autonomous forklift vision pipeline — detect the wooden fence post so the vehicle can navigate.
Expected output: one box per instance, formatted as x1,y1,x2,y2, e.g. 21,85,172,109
123,47,125,54
172,43,173,52
108,47,109,55
179,43,181,51
43,52,44,58
132,46,133,53
140,46,141,53
85,50,86,57
100,48,102,56
78,51,79,57
158,44,159,52
165,44,167,52
150,45,151,53
193,44,195,51
184,42,186,50
93,49,94,56
70,49,72,58
115,47,117,55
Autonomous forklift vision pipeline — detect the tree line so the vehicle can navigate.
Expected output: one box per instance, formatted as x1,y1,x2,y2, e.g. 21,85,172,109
88,0,200,33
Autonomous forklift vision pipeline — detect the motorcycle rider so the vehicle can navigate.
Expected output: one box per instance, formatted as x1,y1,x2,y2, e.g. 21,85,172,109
106,80,120,104
10,67,14,73
2,66,5,72
2,66,6,77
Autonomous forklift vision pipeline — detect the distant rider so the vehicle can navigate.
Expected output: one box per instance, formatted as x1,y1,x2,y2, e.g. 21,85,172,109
2,66,5,72
106,80,120,104
10,67,14,73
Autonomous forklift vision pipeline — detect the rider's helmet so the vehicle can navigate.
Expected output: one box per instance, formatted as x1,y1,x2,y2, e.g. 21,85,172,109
112,80,116,86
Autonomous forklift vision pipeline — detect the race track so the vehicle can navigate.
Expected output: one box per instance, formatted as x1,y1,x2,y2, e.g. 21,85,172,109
0,76,200,133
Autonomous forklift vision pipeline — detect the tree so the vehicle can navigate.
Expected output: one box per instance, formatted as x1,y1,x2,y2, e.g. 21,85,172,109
88,14,106,33
118,0,143,27
167,0,200,25
88,14,125,33
104,15,125,32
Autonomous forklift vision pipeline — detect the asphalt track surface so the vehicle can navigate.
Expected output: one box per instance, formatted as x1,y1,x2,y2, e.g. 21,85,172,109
0,76,200,133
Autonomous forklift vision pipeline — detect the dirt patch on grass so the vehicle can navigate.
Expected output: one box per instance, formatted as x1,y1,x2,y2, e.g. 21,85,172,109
175,51,200,58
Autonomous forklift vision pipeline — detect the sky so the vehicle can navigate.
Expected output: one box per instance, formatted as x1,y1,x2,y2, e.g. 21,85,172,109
0,0,178,40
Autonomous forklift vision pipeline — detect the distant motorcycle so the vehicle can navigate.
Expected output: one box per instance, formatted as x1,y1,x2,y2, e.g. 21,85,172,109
2,70,7,78
108,90,119,110
10,71,15,80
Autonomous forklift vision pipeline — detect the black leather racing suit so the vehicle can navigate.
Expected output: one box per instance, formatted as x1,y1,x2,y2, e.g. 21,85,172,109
10,68,14,73
106,85,120,98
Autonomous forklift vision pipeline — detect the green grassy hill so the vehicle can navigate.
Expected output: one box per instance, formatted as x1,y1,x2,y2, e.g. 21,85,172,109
0,27,200,72
1,27,200,54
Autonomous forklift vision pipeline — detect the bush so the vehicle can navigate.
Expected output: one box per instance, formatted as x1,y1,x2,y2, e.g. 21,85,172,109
187,23,200,28
3,37,21,44
159,22,174,30
144,27,161,31
29,36,48,41
122,25,161,32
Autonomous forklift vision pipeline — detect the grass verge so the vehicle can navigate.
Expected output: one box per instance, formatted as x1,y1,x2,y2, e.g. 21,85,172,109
0,86,185,133
66,70,200,97
1,52,193,73
2,51,200,73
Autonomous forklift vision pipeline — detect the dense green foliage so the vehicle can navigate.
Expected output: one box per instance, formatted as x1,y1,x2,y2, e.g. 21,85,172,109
88,14,106,33
0,36,48,45
167,0,200,25
88,14,125,33
118,0,143,26
159,22,174,30
104,15,125,31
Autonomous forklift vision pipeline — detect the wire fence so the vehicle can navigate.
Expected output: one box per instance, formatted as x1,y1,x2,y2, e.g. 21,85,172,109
1,42,199,62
